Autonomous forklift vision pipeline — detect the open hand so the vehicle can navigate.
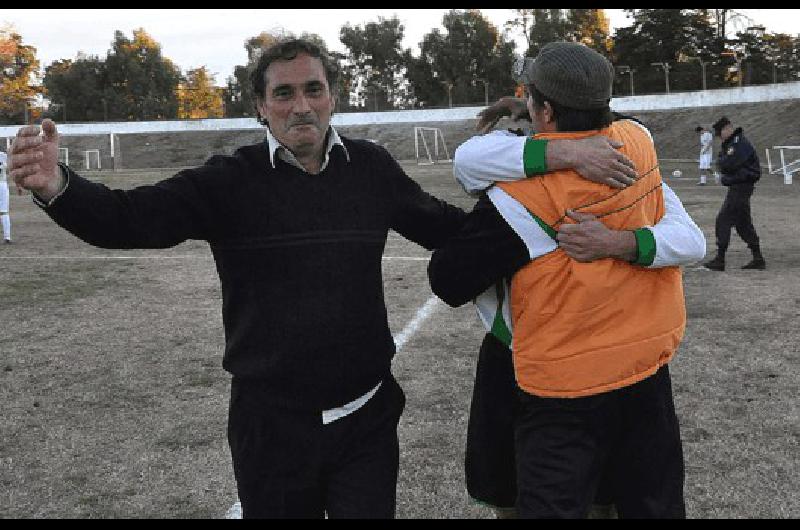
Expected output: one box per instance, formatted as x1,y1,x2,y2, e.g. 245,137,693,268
8,119,64,200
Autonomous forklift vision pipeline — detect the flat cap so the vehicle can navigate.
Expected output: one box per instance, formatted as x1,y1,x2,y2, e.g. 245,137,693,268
520,42,614,110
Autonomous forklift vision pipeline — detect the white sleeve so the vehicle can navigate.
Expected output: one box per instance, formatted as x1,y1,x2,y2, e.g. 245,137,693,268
453,131,528,196
487,186,558,260
648,182,707,267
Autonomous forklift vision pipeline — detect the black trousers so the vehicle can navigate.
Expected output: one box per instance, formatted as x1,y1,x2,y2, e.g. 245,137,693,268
514,365,685,519
227,374,406,519
715,183,760,254
465,333,615,510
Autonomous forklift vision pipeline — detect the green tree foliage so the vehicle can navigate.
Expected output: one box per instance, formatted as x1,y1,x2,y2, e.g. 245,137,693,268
506,9,611,57
104,29,181,120
43,56,108,122
568,9,612,55
340,16,411,111
407,10,516,108
178,67,224,119
612,9,722,94
0,26,42,124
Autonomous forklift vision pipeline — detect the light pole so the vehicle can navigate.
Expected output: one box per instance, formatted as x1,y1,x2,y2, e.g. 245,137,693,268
651,62,671,94
690,57,709,91
617,66,635,96
442,81,453,108
476,78,489,106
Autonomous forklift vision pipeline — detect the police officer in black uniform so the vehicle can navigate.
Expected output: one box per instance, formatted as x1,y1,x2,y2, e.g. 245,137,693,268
704,117,766,271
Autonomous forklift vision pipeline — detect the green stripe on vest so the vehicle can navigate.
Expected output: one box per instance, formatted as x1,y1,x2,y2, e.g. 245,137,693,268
490,281,512,347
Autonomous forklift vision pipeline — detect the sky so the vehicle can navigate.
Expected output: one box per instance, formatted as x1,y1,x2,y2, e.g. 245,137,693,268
2,9,798,86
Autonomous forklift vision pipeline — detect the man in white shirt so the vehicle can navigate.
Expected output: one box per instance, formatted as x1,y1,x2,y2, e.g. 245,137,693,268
0,149,12,244
696,126,713,185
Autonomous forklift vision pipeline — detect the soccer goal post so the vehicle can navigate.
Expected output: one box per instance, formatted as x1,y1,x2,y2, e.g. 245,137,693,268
765,146,799,185
84,149,101,170
58,148,69,166
414,127,452,165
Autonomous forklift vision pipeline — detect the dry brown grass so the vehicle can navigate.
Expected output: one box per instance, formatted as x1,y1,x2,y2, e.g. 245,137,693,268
1,162,798,518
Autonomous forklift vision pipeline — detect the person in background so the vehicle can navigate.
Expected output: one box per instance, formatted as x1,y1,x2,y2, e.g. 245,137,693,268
695,125,713,185
0,149,12,244
703,116,766,271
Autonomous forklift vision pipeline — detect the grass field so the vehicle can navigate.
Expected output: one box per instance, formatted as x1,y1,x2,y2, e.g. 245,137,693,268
1,160,798,518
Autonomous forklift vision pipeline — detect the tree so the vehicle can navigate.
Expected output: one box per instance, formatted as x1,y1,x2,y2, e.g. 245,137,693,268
612,10,722,94
104,28,181,120
407,10,516,108
0,26,42,124
339,16,410,110
42,56,108,122
177,67,224,119
567,9,612,55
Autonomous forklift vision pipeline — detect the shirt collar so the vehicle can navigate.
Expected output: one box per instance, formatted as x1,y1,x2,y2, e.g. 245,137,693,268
265,124,350,172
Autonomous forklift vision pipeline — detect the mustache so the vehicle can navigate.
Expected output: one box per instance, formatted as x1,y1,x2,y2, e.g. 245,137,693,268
287,116,319,128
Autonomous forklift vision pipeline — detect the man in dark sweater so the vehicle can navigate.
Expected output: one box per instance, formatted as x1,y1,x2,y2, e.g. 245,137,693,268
703,116,766,271
8,38,639,518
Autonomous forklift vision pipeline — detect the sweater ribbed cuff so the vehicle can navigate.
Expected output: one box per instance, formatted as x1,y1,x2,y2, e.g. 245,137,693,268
523,138,548,176
633,228,656,266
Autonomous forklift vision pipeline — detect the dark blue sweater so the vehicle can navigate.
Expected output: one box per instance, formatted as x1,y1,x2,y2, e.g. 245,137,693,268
44,137,466,409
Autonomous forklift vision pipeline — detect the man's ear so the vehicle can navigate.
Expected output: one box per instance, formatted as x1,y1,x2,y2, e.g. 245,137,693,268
543,101,555,124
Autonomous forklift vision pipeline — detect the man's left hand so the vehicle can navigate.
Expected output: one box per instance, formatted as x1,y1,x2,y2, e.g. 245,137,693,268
557,210,637,262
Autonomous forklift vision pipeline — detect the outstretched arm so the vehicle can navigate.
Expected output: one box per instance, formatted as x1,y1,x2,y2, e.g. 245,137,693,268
8,119,65,202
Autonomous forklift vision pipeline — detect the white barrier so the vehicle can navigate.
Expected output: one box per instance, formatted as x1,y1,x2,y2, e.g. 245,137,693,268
1,81,799,138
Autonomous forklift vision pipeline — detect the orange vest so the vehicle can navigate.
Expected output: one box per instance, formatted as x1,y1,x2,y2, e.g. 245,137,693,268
497,120,686,398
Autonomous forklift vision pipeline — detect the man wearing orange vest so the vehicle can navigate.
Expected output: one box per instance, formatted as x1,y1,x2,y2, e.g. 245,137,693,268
429,42,693,518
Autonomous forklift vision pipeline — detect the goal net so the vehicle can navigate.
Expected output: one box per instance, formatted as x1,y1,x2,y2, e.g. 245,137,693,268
414,127,452,165
58,148,69,166
84,149,101,170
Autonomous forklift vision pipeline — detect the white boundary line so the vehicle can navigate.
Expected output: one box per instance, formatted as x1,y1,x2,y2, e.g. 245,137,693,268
1,247,433,519
225,294,441,519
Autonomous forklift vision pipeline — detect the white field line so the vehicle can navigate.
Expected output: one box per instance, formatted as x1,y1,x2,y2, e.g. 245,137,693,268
224,294,441,519
0,247,433,519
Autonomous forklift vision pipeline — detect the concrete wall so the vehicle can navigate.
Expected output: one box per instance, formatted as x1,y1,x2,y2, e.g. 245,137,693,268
1,82,798,169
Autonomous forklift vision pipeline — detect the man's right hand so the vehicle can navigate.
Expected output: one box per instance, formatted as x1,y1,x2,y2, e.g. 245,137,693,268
476,97,530,134
547,135,638,189
8,119,64,202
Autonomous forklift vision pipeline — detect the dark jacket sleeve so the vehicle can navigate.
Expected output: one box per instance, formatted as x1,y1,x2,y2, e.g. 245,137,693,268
41,158,227,249
428,194,530,307
718,135,761,186
384,152,468,250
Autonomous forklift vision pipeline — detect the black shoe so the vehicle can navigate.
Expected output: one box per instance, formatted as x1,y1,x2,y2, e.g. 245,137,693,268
703,256,725,271
741,257,766,270
3,239,11,244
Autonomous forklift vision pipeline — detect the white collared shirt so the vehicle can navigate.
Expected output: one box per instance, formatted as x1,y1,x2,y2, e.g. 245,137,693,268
264,124,350,174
